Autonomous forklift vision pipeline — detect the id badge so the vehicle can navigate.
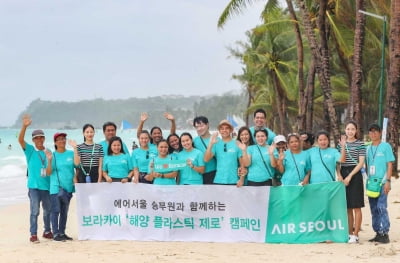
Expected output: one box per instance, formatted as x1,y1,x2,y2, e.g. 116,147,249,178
369,165,376,176
41,168,47,177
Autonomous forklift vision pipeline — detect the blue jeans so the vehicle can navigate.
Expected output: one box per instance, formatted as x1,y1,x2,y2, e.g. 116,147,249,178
28,188,51,235
50,193,72,236
368,186,390,234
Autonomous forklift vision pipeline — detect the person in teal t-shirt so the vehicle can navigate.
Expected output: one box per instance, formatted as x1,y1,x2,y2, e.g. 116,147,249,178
204,120,245,185
309,131,344,184
275,134,311,186
366,124,395,244
131,130,157,184
18,114,52,243
193,116,217,184
249,108,276,145
146,140,178,185
241,129,275,186
48,132,76,241
103,136,134,183
177,132,205,185
99,121,130,156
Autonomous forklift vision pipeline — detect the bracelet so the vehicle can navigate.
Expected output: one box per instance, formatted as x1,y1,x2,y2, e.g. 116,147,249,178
386,179,391,182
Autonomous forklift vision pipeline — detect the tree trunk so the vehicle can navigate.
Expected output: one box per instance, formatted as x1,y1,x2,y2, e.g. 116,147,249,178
386,0,400,178
348,0,366,137
286,0,306,132
305,59,316,132
296,0,340,142
271,71,288,134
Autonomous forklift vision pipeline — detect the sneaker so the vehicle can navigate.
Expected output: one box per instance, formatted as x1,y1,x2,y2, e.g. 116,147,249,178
42,231,53,239
60,234,73,241
53,235,66,242
30,235,40,243
348,235,359,244
375,233,390,244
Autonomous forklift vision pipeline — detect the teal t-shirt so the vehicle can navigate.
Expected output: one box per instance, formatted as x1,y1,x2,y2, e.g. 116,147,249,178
193,136,217,173
50,150,75,194
177,148,205,185
366,142,395,182
247,145,275,182
212,139,243,184
103,153,133,179
151,156,177,185
131,147,158,172
281,150,311,185
99,140,130,156
309,147,340,184
24,143,50,190
249,126,276,145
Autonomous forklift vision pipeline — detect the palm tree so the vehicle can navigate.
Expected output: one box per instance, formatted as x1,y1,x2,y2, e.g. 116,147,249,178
344,1,366,133
386,0,400,177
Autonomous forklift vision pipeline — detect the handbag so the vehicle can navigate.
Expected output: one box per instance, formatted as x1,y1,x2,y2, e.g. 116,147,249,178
366,177,382,198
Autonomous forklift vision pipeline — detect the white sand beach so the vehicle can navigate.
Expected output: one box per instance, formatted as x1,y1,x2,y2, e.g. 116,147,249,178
1,180,399,262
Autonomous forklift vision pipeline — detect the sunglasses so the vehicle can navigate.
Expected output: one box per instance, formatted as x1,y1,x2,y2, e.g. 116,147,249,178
146,151,149,159
223,143,227,152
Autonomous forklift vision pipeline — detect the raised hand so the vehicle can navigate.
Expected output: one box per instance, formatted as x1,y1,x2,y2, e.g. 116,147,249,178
22,114,32,127
68,139,77,149
164,112,174,121
140,112,149,122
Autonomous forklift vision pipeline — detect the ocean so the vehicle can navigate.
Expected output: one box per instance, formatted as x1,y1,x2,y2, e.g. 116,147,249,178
0,128,139,207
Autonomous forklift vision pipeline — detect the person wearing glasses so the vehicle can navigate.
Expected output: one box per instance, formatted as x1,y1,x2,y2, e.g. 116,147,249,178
131,130,157,184
193,116,217,184
241,129,276,186
204,120,246,186
274,134,311,186
249,109,276,145
365,124,394,244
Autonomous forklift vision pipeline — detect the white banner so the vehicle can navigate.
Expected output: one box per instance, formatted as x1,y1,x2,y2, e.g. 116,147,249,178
76,183,269,242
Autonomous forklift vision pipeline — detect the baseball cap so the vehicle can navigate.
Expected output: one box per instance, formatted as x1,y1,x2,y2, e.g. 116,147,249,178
54,132,67,141
274,135,287,144
32,129,45,139
217,120,233,130
368,124,381,132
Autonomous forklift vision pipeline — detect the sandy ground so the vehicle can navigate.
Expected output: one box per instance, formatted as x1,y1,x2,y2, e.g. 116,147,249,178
1,180,400,263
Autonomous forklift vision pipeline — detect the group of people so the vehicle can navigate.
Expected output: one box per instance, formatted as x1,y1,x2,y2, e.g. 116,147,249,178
19,109,394,245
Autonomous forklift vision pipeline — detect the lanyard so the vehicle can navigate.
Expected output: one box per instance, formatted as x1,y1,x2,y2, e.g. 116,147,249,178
290,151,302,182
37,150,46,168
80,144,96,176
368,143,380,165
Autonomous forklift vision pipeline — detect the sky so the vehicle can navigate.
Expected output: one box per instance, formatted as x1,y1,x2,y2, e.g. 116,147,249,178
0,0,268,126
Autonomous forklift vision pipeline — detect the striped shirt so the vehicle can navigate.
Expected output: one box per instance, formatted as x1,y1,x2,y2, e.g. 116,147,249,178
77,143,104,167
338,140,366,166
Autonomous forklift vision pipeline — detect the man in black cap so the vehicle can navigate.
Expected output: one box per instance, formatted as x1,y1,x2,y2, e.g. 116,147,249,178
18,114,53,243
366,123,394,243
